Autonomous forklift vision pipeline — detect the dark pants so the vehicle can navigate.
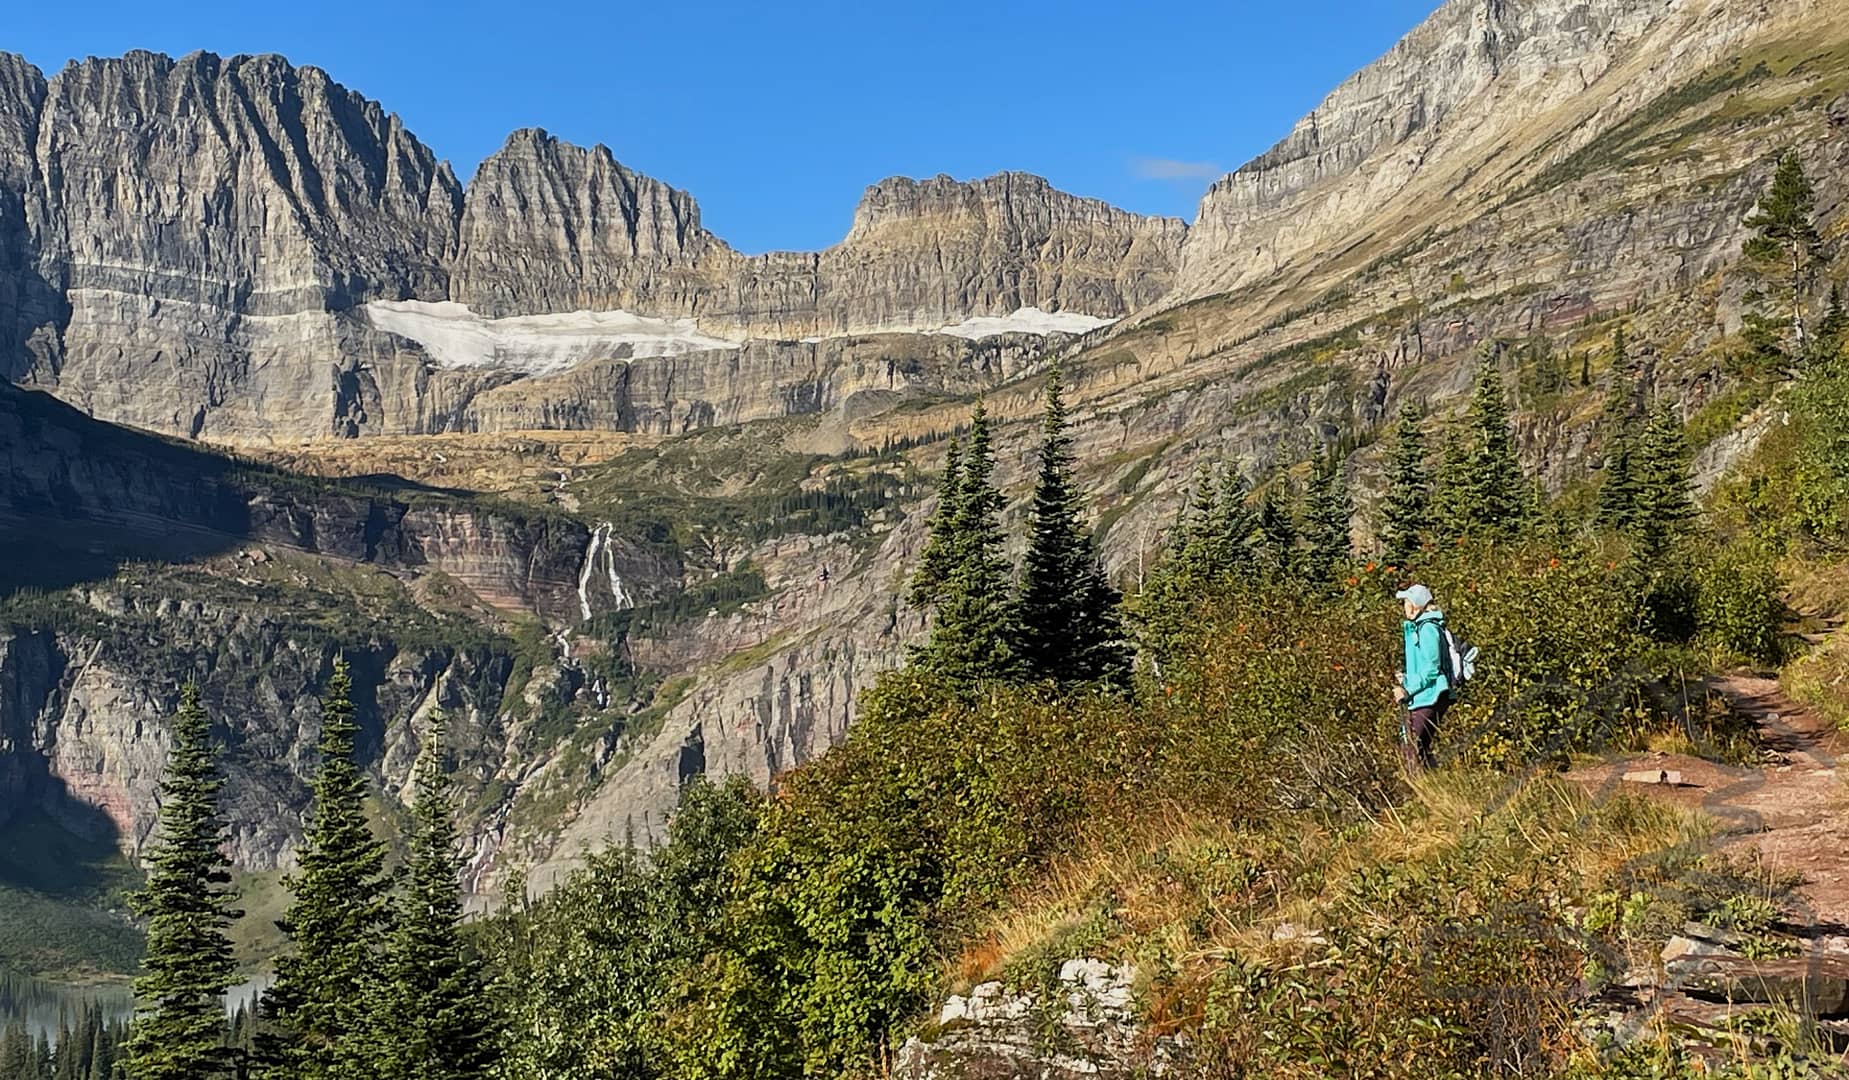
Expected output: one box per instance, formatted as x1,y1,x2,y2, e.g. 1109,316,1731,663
1402,695,1450,774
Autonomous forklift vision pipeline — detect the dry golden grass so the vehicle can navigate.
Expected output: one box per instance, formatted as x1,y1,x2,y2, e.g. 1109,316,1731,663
947,771,1715,1000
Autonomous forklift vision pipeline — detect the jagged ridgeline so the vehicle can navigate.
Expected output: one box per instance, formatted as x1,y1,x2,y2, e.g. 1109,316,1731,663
3,0,1849,1071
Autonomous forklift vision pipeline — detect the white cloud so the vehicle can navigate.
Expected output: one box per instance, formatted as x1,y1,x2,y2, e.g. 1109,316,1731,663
1130,156,1223,182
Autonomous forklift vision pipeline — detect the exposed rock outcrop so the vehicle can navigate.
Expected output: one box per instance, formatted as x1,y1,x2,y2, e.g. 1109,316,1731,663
0,58,1180,441
1172,0,1828,303
453,130,1184,337
897,960,1187,1079
0,382,675,622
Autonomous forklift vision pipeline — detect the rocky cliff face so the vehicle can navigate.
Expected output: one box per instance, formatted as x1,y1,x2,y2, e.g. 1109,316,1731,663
21,51,463,437
0,59,1181,442
452,130,1185,338
0,382,677,622
1173,0,1828,303
450,129,726,321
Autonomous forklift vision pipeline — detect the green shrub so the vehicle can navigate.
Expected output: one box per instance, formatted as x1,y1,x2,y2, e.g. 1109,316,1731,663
1414,542,1658,768
1694,545,1787,664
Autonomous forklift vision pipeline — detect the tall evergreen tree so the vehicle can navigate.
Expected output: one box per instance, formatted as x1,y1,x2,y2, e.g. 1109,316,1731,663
255,660,389,1080
1380,405,1431,567
1743,151,1821,358
1629,403,1696,557
1010,369,1131,688
1301,445,1354,583
1458,349,1530,534
123,683,241,1080
907,437,964,610
1170,464,1219,560
915,404,1017,689
1256,480,1299,578
1597,425,1639,533
379,728,498,1080
1597,338,1644,533
1201,468,1260,576
0,1022,30,1080
1430,427,1471,547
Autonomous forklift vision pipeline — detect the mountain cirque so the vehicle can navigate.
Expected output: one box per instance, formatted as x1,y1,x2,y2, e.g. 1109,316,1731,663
0,51,1184,442
3,0,1849,922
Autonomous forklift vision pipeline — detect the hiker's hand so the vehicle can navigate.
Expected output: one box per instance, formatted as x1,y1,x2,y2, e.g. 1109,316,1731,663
1392,685,1408,703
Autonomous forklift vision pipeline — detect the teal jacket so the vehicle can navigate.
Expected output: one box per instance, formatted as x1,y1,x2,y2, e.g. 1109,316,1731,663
1401,608,1451,709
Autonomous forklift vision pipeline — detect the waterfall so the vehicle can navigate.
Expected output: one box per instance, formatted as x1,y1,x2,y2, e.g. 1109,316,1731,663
577,523,607,621
578,522,635,621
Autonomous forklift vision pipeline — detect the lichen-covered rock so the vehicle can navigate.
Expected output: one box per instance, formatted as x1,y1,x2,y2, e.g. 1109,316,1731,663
896,960,1187,1079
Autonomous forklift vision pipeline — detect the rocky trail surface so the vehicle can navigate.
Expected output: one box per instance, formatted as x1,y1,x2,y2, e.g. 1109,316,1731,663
1568,659,1849,1060
1570,671,1849,930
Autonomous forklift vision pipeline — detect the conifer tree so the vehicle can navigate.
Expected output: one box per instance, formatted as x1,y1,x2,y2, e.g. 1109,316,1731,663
0,1023,30,1080
1744,151,1821,357
1597,424,1639,533
123,683,241,1080
907,437,964,610
915,404,1017,689
1201,467,1260,576
1011,369,1131,687
1630,403,1695,557
1430,427,1471,547
1170,464,1218,561
1597,341,1644,533
1256,480,1299,578
255,660,389,1080
1379,405,1430,566
1458,349,1530,534
1302,445,1353,583
379,728,498,1080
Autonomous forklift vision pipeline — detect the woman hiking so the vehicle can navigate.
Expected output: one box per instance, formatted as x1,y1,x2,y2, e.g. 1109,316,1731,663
1392,583,1450,774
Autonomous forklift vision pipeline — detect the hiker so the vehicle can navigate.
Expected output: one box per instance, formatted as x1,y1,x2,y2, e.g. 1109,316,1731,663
1393,583,1450,773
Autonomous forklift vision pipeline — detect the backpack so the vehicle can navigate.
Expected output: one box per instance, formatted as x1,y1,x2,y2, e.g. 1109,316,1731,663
1438,624,1480,686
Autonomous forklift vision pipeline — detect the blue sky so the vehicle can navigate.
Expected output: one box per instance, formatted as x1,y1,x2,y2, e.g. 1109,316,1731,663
10,0,1436,254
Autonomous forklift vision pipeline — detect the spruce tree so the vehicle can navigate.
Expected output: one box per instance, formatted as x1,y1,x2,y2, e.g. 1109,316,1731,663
915,404,1018,689
1459,349,1530,534
1430,427,1471,547
1597,341,1644,533
255,660,389,1080
1301,445,1353,583
123,684,241,1080
1597,424,1639,533
1380,405,1431,567
379,728,498,1080
907,437,964,610
1256,480,1299,578
1744,151,1821,358
0,1023,29,1080
1201,467,1259,576
1010,369,1131,688
1171,464,1219,562
1630,403,1695,557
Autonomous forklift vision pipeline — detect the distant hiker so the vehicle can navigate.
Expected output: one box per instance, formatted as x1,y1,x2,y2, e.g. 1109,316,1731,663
1393,583,1450,773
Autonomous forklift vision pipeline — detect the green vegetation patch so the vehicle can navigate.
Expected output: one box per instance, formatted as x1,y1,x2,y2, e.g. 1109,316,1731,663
0,811,143,979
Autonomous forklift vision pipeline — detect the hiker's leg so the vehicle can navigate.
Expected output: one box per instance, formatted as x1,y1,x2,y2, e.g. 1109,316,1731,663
1403,706,1433,774
1423,697,1450,768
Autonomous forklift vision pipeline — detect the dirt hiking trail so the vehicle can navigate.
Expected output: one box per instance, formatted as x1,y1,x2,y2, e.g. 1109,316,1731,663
1570,672,1849,932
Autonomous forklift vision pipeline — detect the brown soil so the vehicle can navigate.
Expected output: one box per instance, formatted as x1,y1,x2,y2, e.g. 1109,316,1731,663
1568,672,1849,931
